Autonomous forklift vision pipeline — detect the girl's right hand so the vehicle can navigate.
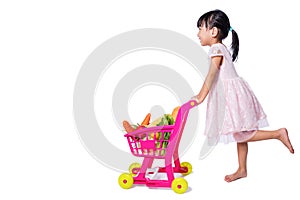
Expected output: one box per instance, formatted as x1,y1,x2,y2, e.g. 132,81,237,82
191,95,201,104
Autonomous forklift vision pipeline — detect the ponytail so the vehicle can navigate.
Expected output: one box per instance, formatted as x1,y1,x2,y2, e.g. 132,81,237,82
231,29,239,62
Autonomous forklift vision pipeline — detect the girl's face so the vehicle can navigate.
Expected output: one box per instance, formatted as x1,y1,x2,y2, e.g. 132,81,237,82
197,23,219,46
197,24,211,46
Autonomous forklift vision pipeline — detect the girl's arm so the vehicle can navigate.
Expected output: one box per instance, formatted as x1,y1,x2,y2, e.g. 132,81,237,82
194,56,222,104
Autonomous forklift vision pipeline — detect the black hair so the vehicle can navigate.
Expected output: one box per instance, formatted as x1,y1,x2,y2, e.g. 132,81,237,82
197,9,239,62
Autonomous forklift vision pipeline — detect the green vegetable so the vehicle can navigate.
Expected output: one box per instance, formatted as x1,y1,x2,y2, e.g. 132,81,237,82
162,141,169,148
164,132,170,140
165,114,175,125
155,141,161,148
156,114,175,126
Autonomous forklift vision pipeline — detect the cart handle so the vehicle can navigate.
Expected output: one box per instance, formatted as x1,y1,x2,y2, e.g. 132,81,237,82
179,99,199,114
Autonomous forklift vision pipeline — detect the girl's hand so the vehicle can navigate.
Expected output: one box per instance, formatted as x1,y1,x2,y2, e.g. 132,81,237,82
191,95,201,104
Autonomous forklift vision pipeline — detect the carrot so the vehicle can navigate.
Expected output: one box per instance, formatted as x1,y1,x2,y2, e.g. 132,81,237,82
123,120,135,133
141,113,151,126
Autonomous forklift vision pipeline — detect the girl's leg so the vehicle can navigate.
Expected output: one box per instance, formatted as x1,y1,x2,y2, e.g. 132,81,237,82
225,128,294,183
246,128,294,153
224,142,248,182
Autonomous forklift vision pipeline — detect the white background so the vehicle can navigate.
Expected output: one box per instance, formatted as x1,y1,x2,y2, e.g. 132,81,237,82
1,0,299,199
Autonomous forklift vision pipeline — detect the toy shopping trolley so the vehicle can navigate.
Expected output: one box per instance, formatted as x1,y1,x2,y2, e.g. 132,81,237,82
118,100,198,194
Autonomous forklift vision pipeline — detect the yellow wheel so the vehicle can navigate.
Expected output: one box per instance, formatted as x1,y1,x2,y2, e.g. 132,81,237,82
128,162,141,176
180,162,192,175
118,173,134,189
171,177,188,194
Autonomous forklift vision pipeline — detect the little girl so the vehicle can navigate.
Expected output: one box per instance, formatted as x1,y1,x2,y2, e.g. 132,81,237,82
193,9,294,182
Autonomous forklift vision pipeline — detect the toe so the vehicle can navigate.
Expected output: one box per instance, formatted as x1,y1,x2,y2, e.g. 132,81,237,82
224,175,231,182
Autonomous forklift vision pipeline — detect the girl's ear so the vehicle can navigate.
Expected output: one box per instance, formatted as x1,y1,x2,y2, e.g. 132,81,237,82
211,27,219,38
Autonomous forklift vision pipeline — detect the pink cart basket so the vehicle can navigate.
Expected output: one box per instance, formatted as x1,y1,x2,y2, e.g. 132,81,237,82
118,100,198,194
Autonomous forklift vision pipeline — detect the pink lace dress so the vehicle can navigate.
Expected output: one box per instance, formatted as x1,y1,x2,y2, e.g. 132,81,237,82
204,43,268,144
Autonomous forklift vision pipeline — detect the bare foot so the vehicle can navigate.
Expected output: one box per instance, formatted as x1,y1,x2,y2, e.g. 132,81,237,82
278,128,294,154
224,169,247,183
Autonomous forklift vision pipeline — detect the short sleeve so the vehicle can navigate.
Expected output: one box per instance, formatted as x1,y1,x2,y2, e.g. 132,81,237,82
208,44,224,58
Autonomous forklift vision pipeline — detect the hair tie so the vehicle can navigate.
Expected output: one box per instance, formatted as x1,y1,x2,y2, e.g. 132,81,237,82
229,26,233,32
